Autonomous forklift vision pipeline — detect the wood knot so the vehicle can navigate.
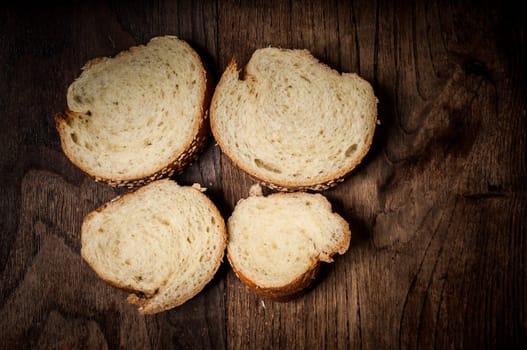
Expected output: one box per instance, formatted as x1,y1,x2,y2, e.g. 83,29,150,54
463,59,490,80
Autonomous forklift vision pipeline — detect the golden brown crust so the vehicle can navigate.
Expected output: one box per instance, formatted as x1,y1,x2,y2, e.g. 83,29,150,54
229,254,347,300
56,111,209,188
55,36,211,188
228,252,320,300
82,56,109,70
210,55,377,192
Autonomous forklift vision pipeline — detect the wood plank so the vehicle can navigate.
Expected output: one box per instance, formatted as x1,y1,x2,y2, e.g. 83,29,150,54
0,0,525,349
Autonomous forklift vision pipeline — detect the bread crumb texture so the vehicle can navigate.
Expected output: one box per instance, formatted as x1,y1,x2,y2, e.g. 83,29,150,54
211,47,378,190
227,192,350,292
80,179,226,314
56,36,208,185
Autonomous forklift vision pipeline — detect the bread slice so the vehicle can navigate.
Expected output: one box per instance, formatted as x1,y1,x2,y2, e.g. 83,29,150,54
80,179,226,314
210,48,378,191
226,186,351,299
55,36,210,187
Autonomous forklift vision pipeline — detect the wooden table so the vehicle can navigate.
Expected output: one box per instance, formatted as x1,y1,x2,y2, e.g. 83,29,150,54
1,1,525,348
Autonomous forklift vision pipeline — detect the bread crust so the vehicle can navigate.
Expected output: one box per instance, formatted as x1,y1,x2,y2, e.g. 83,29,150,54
226,191,351,299
80,179,227,314
210,53,378,192
228,255,321,300
55,36,211,188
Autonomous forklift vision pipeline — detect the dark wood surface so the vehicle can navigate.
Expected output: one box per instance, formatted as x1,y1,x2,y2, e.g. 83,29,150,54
1,1,525,349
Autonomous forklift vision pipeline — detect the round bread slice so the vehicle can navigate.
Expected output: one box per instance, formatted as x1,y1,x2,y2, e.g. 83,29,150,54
80,179,226,314
210,48,378,191
227,187,351,299
55,36,210,187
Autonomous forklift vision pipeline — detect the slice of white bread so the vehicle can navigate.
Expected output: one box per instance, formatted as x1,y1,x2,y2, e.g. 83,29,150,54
227,186,351,299
80,179,226,314
55,36,210,187
210,48,378,191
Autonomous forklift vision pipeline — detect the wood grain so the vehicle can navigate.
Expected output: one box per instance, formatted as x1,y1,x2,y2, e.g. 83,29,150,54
1,0,525,349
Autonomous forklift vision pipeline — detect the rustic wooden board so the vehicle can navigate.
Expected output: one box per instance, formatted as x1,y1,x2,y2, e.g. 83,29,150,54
1,1,525,348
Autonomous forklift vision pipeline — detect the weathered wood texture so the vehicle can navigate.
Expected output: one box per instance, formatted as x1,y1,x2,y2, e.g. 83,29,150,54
1,1,525,349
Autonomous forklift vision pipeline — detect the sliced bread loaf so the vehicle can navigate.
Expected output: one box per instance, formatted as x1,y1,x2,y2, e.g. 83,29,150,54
55,36,210,187
226,186,351,299
80,179,226,314
210,48,378,191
